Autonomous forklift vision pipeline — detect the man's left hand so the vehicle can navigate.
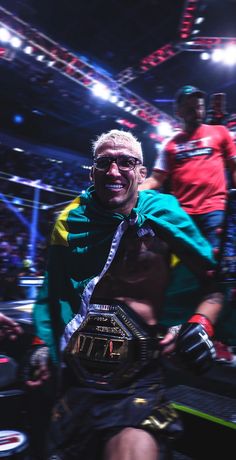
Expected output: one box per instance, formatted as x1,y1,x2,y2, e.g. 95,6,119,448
176,321,216,373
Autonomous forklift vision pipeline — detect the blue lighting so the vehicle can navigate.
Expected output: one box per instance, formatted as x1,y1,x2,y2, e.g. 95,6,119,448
12,114,24,124
154,99,175,103
29,187,40,264
0,192,44,242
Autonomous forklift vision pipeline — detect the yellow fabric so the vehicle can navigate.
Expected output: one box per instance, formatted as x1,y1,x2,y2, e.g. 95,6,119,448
51,196,81,246
170,254,180,267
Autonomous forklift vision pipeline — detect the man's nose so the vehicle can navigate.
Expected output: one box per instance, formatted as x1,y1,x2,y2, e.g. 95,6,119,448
106,161,121,174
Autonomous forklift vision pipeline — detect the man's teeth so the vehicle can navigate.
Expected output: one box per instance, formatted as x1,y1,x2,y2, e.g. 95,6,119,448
105,184,123,189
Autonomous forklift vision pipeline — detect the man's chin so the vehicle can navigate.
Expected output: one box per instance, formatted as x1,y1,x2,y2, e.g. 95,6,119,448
104,199,122,210
101,197,127,212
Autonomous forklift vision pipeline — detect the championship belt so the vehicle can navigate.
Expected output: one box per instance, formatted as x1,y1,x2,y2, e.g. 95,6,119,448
64,303,160,388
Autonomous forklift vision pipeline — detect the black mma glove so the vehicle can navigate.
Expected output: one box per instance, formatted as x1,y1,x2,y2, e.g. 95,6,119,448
176,314,216,373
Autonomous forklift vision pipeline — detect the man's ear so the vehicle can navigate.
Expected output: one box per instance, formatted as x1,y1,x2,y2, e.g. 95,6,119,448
89,166,94,181
138,166,147,184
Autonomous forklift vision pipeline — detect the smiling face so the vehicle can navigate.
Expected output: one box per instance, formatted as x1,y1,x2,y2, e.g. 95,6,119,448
91,138,147,215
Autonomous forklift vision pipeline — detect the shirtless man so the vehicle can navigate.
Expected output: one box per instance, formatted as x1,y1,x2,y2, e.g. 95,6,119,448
26,130,222,460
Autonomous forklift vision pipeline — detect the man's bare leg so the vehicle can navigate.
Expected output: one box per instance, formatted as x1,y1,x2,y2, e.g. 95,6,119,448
103,427,160,460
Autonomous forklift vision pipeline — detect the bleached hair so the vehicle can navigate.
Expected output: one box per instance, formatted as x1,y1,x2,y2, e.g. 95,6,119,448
92,129,143,162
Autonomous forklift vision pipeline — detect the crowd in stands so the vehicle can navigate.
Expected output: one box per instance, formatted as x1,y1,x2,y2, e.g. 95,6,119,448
0,203,49,300
0,144,91,301
0,145,90,192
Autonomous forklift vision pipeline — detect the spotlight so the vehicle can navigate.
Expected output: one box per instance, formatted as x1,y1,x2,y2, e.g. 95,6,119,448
110,94,118,103
0,27,11,42
223,45,236,65
117,100,125,108
13,147,24,152
91,82,111,100
200,52,210,61
12,114,24,124
157,121,173,138
24,45,33,54
212,49,223,63
10,36,22,48
36,54,45,61
194,17,204,25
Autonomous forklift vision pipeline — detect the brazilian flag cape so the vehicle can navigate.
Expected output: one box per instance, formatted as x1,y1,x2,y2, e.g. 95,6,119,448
33,187,216,362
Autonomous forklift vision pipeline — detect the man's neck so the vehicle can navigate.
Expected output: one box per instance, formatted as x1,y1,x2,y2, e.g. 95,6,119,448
184,122,202,135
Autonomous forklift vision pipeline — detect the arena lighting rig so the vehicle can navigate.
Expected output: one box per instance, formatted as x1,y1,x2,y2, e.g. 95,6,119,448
116,0,236,84
0,6,174,129
0,2,236,131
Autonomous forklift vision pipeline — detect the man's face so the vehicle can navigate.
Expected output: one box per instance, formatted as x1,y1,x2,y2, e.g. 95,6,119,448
178,96,206,128
91,141,146,215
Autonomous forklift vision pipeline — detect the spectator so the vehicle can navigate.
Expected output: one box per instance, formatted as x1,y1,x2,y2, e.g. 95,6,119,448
139,85,236,251
139,85,236,365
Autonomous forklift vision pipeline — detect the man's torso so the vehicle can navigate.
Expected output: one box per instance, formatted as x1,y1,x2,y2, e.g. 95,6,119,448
159,124,234,214
92,224,171,325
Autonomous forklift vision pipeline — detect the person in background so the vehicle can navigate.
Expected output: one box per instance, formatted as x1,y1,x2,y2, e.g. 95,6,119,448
139,85,236,365
139,85,236,250
24,130,223,460
205,92,229,126
0,312,23,341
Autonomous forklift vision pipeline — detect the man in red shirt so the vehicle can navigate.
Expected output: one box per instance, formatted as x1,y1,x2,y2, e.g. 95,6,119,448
140,85,236,250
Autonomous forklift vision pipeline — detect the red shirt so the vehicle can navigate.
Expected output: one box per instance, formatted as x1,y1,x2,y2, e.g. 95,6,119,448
154,124,236,214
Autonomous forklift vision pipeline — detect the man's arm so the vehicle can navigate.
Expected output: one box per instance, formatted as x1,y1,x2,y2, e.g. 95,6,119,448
139,142,170,191
194,291,223,324
160,288,223,372
139,169,168,191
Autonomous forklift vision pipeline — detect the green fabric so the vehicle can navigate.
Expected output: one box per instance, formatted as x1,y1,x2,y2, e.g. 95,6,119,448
33,187,216,362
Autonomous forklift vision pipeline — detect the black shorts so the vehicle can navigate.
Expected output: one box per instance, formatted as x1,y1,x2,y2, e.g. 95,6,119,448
47,362,182,460
47,303,183,459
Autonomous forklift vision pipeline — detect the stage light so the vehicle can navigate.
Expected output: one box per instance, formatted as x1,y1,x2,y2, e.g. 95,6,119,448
154,99,174,103
194,17,204,25
157,121,173,138
12,114,24,124
10,36,22,48
0,27,11,42
212,49,223,62
24,45,33,54
91,82,111,100
110,94,118,103
13,147,24,152
200,52,210,60
223,45,236,65
117,100,125,108
47,60,55,67
36,54,45,61
12,197,22,205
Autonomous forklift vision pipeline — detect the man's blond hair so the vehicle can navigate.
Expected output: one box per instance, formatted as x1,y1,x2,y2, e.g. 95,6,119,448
92,129,143,162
